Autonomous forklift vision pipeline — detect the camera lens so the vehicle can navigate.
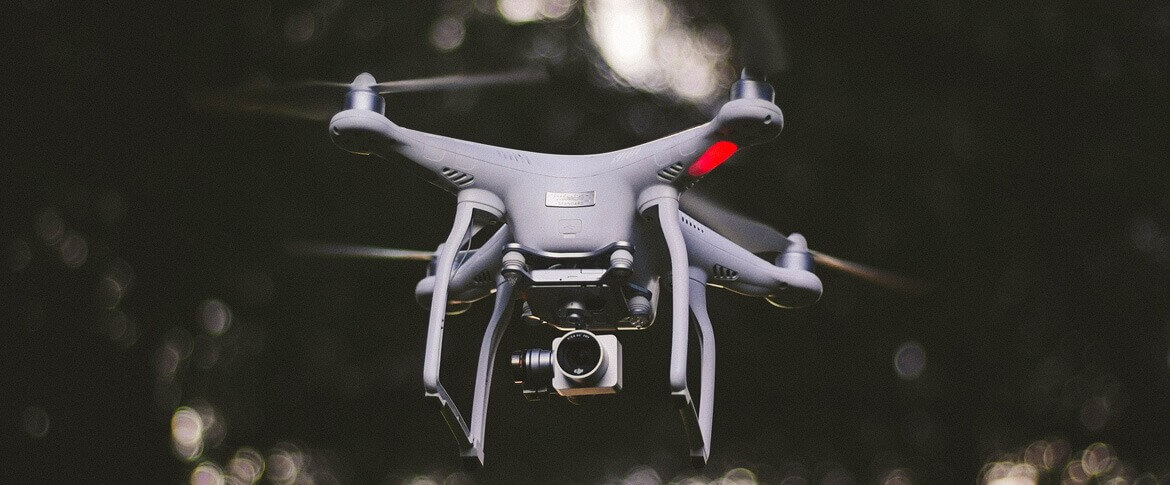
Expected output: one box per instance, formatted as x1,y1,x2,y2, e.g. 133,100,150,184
556,331,604,379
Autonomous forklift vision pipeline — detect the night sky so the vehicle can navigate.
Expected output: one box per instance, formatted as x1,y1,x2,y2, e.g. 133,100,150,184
3,1,1169,483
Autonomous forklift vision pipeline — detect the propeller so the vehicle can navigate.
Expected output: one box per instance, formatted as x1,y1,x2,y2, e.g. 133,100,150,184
679,192,793,255
730,0,789,77
680,193,930,294
190,66,549,121
807,250,929,294
284,241,434,262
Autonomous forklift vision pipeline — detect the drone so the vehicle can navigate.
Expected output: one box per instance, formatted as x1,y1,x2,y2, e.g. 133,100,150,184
204,66,922,468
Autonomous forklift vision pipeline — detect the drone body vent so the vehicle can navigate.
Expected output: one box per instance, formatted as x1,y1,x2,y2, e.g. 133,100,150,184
658,162,685,182
680,214,705,233
441,167,474,187
712,264,739,281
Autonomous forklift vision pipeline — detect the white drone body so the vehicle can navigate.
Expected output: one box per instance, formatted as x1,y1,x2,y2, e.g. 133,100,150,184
327,71,822,468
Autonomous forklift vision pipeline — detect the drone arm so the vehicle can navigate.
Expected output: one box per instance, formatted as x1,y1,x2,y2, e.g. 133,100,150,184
330,109,513,195
629,97,783,191
679,211,821,307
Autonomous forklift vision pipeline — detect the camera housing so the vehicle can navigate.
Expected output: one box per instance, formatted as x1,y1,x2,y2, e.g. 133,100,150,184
551,330,622,396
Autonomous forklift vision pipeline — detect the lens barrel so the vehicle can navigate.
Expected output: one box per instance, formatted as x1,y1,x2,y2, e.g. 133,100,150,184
555,330,608,384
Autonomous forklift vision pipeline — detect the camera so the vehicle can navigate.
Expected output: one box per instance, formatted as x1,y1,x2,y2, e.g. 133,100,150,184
511,330,622,399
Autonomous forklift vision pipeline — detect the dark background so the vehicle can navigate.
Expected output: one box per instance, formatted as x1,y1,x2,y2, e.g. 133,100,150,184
3,0,1168,483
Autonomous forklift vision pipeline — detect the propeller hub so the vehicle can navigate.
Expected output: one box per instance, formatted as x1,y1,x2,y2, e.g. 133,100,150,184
729,69,775,103
345,73,385,114
776,232,813,272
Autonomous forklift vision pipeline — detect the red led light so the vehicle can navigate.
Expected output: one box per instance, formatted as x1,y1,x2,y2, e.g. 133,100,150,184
687,141,739,177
